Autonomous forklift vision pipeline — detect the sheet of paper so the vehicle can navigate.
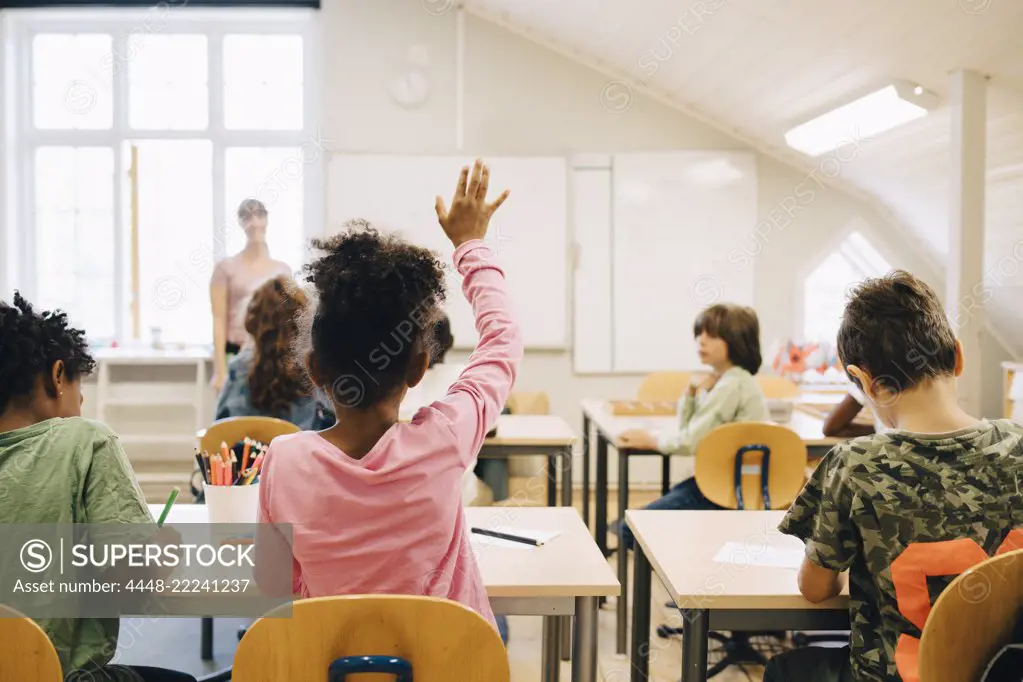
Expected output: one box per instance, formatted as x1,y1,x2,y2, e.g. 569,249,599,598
712,540,804,570
470,528,561,551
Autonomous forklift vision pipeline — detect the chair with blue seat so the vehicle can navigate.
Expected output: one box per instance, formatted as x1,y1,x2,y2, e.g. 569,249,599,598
657,422,808,679
233,594,509,682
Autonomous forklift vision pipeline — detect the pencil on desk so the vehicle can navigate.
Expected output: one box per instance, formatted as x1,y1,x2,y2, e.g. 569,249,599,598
470,527,543,547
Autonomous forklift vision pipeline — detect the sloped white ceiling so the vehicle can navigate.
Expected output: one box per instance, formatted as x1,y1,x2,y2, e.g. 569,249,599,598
464,0,1023,353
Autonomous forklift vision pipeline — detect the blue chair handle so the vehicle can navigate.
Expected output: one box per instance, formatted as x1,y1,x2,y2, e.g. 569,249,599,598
328,656,413,682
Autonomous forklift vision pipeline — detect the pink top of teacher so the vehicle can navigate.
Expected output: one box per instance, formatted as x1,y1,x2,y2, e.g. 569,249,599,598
257,240,523,628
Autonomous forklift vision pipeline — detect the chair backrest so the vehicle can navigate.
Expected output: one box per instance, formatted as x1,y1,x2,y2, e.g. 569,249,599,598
694,422,807,510
199,416,300,454
233,595,510,682
0,605,63,681
637,372,692,403
919,548,1023,682
757,375,800,399
506,391,550,415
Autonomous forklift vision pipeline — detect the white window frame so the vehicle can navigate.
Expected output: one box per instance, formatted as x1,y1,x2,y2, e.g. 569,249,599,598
2,7,324,342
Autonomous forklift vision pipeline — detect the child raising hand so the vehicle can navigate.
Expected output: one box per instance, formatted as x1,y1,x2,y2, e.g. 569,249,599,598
255,160,521,630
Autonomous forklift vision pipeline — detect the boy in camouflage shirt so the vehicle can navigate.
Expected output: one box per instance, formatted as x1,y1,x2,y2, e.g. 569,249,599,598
766,271,1023,682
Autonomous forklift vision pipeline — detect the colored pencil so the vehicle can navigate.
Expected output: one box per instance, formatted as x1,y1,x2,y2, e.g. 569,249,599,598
194,452,208,484
157,488,179,526
241,438,252,473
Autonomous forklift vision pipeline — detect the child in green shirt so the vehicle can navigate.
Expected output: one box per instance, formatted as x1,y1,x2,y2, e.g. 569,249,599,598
0,293,196,682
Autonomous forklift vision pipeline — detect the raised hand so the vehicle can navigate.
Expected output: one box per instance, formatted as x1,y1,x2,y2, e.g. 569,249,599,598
435,159,510,248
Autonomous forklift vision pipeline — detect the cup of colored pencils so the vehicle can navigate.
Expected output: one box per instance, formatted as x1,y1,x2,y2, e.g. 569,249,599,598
197,438,266,524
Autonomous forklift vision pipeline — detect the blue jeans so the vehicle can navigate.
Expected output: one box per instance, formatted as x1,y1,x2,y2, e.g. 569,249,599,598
496,614,509,644
617,477,722,550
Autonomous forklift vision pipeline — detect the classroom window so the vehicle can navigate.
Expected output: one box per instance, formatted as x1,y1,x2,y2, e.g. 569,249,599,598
803,232,892,345
8,10,321,346
128,34,209,130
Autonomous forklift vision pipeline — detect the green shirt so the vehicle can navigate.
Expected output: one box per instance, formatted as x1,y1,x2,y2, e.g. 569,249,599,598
0,417,152,676
656,366,769,455
779,420,1023,682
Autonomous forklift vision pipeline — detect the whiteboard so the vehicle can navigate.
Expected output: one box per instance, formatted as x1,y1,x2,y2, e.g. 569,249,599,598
574,151,758,373
328,155,568,349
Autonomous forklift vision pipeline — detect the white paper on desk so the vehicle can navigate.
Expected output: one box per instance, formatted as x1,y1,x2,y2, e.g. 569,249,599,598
471,529,561,550
713,541,804,570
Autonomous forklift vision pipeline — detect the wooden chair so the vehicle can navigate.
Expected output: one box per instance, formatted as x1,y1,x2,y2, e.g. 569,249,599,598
199,416,300,454
756,375,800,400
506,391,550,416
233,595,509,682
694,422,807,511
0,605,63,681
658,422,808,676
637,372,691,403
919,548,1023,682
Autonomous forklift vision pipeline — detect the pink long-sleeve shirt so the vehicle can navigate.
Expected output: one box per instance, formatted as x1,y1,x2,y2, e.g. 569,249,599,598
257,240,523,627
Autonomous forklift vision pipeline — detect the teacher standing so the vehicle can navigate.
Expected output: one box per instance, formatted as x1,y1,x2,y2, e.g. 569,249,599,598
210,199,292,392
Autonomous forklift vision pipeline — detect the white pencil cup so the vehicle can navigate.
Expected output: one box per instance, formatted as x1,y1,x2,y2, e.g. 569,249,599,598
204,482,260,525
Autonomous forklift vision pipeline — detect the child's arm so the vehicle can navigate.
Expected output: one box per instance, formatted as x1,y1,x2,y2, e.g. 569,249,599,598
778,446,858,600
654,375,743,455
425,160,521,464
797,558,846,603
822,393,873,438
83,430,153,525
255,446,303,596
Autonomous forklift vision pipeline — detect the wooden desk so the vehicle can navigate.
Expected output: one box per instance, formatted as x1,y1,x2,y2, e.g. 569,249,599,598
578,399,839,653
626,510,849,682
199,414,577,507
152,504,618,682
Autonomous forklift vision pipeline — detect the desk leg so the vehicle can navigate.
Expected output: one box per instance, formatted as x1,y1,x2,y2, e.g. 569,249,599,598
595,435,609,558
680,609,709,682
571,596,598,682
546,455,557,507
201,617,214,661
661,455,671,496
616,450,630,655
630,545,652,682
581,414,591,529
542,615,561,682
560,446,575,661
561,446,573,508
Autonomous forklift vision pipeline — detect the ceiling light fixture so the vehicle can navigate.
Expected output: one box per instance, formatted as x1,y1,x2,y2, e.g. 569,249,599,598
784,81,939,156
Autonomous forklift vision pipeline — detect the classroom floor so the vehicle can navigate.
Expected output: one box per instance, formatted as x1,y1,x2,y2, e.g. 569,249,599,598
116,479,770,681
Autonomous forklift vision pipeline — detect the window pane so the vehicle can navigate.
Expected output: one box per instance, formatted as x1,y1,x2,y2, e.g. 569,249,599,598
136,140,214,345
224,147,305,273
129,34,208,130
223,35,303,130
35,147,116,340
804,233,892,345
33,34,113,130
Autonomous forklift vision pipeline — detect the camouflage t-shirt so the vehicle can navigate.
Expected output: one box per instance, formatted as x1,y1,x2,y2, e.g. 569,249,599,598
779,419,1023,682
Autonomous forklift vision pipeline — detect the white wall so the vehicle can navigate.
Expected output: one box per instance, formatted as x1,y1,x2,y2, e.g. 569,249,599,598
322,1,1018,485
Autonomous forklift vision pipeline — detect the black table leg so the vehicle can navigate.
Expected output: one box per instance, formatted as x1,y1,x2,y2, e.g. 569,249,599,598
546,455,557,507
582,414,591,529
595,434,609,557
560,446,573,509
630,542,652,682
681,609,709,682
661,455,671,496
201,616,214,661
616,448,630,655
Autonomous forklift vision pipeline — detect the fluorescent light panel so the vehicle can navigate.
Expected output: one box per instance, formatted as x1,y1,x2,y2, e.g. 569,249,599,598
785,85,930,156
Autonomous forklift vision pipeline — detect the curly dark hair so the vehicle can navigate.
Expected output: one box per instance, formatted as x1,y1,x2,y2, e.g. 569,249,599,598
245,276,312,416
302,221,447,409
428,314,454,368
0,292,96,414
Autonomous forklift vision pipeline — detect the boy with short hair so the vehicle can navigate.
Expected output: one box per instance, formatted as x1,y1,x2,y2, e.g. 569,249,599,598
766,270,1023,682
